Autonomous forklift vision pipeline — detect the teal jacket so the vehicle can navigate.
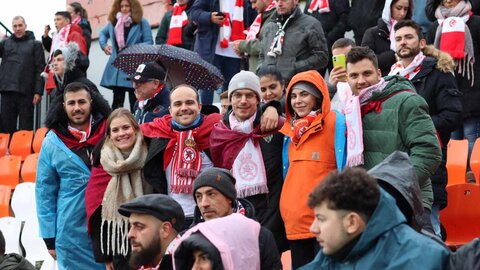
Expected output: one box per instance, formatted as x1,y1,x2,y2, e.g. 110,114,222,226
300,189,450,270
361,75,441,209
36,131,104,270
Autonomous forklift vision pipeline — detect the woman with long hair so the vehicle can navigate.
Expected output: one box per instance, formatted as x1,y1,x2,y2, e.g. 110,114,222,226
99,0,153,112
67,1,92,54
361,0,413,75
86,108,152,270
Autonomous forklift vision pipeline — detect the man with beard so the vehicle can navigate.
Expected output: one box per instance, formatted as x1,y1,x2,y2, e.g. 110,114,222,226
345,46,441,232
389,20,462,237
36,82,110,269
119,194,185,270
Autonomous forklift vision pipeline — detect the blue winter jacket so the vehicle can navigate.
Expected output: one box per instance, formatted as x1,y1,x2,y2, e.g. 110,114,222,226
36,131,104,270
99,18,153,89
300,189,450,270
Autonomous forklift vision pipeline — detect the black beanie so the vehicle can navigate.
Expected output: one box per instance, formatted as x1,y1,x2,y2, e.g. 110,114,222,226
193,167,237,203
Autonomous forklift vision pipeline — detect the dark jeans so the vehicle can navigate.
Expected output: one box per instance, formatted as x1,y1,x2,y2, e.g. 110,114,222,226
0,91,34,133
200,54,241,105
289,238,320,269
111,86,136,112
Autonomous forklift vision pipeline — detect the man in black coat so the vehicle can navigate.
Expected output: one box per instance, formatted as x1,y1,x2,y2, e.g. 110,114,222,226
390,20,462,238
0,16,45,133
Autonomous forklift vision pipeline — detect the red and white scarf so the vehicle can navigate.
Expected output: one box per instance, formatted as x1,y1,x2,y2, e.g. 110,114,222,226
358,78,388,105
68,115,92,142
44,24,72,75
167,3,189,45
230,113,268,198
291,111,319,144
389,52,426,80
307,0,330,14
115,12,132,51
219,0,245,48
245,0,276,41
335,83,364,166
72,16,81,26
170,129,202,194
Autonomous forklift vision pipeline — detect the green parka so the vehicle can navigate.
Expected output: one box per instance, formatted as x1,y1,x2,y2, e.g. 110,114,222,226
361,75,441,209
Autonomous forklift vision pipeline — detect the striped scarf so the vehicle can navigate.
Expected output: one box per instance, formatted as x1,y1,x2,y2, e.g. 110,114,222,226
307,0,330,14
167,3,189,45
219,0,245,48
389,52,426,80
246,1,276,41
170,129,202,194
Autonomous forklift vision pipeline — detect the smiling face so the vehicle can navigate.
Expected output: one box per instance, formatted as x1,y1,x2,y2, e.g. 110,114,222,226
346,59,382,96
63,89,92,130
194,187,233,221
231,89,259,121
290,88,318,118
169,86,202,126
260,75,284,102
109,116,137,152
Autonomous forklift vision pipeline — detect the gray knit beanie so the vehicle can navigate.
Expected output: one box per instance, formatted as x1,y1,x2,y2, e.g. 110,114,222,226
193,168,237,203
228,71,261,101
291,82,322,99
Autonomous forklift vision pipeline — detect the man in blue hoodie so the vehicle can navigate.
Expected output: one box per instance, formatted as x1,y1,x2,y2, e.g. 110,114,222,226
300,167,450,270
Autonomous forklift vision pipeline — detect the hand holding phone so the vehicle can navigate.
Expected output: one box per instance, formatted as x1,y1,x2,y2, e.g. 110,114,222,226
330,54,347,84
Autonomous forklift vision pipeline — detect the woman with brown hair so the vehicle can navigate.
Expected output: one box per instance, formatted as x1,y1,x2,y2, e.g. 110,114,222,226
86,108,152,269
99,0,153,112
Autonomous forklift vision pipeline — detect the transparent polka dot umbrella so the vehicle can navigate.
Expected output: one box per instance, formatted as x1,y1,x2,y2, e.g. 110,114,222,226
113,44,224,91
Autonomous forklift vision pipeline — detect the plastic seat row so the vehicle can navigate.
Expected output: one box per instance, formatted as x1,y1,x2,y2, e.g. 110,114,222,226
0,127,48,160
0,153,39,188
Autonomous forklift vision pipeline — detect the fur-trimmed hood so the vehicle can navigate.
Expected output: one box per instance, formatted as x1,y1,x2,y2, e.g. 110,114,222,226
56,42,89,74
423,45,455,73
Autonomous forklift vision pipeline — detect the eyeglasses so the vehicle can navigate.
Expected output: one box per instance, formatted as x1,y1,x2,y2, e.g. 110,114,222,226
231,92,257,101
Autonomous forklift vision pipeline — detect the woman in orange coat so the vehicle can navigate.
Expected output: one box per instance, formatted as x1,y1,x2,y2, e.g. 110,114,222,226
280,70,345,268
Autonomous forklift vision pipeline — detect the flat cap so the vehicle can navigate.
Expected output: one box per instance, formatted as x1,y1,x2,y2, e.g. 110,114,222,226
118,194,185,232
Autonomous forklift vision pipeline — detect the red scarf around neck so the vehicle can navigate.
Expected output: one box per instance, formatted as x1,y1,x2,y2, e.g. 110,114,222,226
167,3,189,45
219,0,245,48
245,1,276,41
54,119,107,150
291,111,320,144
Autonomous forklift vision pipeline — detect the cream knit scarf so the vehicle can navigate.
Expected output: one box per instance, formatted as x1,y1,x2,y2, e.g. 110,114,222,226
100,132,149,256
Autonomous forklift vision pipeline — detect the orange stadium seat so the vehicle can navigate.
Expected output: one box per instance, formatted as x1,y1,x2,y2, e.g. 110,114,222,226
0,184,12,217
32,127,48,153
21,153,39,183
0,133,10,157
0,155,22,189
440,183,480,250
446,139,469,186
9,130,34,161
469,138,480,183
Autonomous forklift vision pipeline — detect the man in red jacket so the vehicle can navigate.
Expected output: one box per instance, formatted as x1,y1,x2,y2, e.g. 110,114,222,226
42,11,87,94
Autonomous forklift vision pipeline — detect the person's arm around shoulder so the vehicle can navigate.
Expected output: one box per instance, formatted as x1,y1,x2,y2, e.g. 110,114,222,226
140,18,154,45
35,135,61,260
259,227,282,270
399,93,442,188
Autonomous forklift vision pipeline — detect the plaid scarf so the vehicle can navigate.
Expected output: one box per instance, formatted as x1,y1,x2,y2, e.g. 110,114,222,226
246,1,276,41
167,3,189,45
307,0,330,14
389,52,426,79
434,1,474,85
219,0,245,48
115,12,132,51
291,111,320,144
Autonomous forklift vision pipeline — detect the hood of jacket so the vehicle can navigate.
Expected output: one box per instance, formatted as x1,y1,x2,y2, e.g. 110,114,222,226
382,0,413,23
10,30,35,42
368,151,424,217
281,70,331,136
346,189,407,260
423,45,455,73
56,42,89,75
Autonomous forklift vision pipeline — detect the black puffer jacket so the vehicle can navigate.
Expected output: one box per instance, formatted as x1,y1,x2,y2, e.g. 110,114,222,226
361,19,397,76
411,55,462,208
348,0,386,44
427,15,480,119
0,31,45,96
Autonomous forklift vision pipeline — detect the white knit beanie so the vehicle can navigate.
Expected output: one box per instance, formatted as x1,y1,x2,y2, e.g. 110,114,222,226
227,71,261,101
